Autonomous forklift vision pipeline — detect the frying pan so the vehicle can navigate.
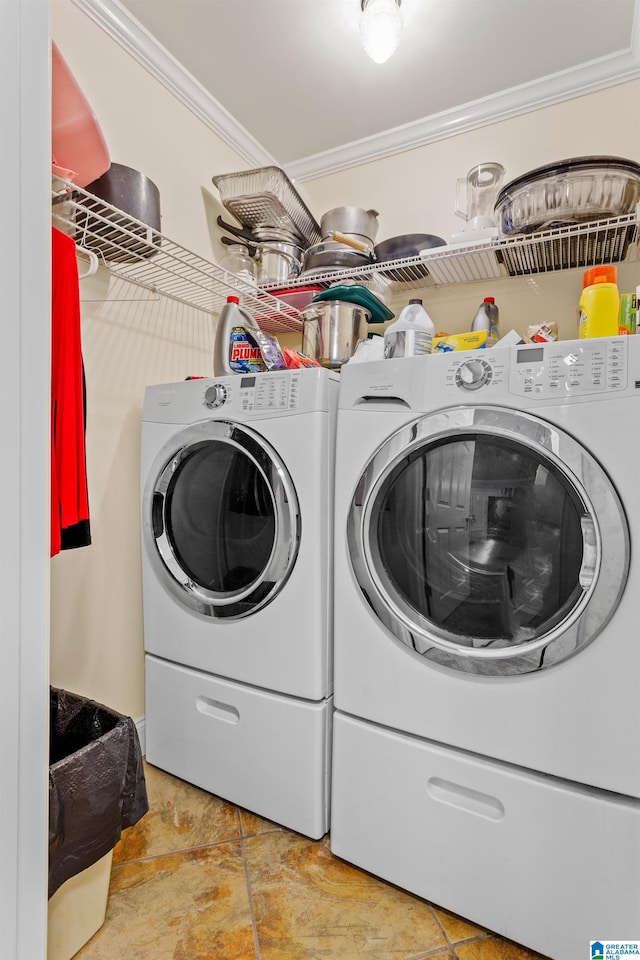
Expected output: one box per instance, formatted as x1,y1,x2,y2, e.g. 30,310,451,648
221,235,257,257
374,233,447,281
374,233,447,261
216,215,258,244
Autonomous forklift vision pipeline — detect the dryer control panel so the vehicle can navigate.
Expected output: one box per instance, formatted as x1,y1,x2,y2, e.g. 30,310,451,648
203,371,303,413
143,367,338,424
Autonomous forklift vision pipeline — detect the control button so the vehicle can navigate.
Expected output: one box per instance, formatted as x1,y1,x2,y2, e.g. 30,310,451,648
203,383,228,409
455,358,492,391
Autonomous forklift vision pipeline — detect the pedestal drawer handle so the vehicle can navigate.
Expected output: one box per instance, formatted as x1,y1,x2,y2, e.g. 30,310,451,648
427,776,505,821
196,695,240,724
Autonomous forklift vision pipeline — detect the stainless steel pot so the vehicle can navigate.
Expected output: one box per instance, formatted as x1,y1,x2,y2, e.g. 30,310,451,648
255,241,302,284
301,300,371,369
320,206,379,245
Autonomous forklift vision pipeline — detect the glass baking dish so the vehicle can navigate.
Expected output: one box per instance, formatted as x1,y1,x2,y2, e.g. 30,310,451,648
494,156,640,236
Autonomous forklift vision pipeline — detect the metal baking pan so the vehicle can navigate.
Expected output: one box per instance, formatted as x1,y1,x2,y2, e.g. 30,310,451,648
212,166,322,249
494,155,640,236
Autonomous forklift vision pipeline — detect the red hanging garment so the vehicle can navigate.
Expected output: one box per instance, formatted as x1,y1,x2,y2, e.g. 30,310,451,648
51,227,91,557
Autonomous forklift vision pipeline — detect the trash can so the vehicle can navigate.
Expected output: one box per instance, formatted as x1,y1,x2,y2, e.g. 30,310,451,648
48,687,148,960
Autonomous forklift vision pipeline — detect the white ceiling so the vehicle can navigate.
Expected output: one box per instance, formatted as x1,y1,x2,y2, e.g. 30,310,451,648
77,0,639,179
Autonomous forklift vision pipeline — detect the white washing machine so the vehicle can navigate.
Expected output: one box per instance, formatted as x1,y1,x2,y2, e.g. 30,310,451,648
140,368,338,838
330,337,640,958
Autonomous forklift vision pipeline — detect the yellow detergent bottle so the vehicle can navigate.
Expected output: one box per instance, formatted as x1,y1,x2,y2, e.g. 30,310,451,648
578,264,620,339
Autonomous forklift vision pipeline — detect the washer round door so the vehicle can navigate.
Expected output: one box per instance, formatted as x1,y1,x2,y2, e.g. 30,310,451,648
142,420,300,620
348,405,629,675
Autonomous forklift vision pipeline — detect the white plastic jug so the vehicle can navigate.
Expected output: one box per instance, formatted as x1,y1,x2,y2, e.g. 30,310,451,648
383,299,435,359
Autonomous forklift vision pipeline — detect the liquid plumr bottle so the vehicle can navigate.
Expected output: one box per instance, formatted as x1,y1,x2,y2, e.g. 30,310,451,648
213,295,262,375
383,299,435,358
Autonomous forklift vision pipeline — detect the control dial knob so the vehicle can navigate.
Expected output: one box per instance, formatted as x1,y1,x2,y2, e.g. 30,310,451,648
203,383,228,408
455,358,493,391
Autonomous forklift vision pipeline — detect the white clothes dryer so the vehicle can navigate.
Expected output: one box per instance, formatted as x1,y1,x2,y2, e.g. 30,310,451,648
330,337,640,957
140,368,338,838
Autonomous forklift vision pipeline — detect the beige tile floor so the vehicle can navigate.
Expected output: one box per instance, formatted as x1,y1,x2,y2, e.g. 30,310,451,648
77,761,550,960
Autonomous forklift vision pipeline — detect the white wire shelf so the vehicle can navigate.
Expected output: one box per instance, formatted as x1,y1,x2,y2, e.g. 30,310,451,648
52,176,640,335
51,177,304,334
264,213,640,293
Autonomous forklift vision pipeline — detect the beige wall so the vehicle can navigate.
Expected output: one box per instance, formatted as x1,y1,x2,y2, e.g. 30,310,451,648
50,0,640,719
50,0,250,717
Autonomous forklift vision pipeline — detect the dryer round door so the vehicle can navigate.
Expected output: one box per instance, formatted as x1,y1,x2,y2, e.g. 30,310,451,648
142,420,300,619
347,405,629,675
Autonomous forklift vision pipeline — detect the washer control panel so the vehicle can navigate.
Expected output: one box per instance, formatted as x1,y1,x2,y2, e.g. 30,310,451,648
444,337,629,399
507,336,628,398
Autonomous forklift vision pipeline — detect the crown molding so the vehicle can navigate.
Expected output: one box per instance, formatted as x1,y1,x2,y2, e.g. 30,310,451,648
289,47,640,181
73,0,640,183
71,0,277,169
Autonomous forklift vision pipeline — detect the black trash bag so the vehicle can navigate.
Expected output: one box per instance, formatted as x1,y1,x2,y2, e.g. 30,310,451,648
48,687,149,897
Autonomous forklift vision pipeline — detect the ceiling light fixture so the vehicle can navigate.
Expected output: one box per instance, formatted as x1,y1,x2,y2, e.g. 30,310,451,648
360,0,403,64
